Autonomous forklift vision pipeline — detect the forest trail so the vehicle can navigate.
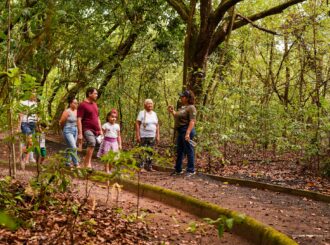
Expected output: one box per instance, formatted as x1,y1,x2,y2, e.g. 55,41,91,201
47,140,330,245
1,138,329,245
0,167,250,245
137,171,330,245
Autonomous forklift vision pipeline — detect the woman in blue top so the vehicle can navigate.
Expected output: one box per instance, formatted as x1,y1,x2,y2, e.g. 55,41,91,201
59,97,79,167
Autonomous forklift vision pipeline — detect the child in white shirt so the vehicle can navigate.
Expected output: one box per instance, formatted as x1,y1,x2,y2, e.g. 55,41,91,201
97,109,122,173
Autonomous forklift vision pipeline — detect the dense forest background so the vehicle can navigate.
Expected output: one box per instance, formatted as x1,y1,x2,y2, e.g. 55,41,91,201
0,0,329,175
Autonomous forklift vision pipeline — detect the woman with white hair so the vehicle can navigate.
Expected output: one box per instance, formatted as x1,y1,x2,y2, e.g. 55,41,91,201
136,99,160,171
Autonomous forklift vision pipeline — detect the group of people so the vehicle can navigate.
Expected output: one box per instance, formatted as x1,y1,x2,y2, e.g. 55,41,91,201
20,87,197,177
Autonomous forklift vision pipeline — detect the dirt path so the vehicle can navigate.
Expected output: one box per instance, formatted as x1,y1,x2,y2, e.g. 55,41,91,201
2,139,329,244
45,140,330,245
0,167,248,245
137,172,330,245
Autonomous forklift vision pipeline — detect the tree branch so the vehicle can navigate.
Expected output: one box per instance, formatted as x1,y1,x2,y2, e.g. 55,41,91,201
236,13,280,35
166,0,190,22
212,0,243,25
233,0,306,30
210,0,306,54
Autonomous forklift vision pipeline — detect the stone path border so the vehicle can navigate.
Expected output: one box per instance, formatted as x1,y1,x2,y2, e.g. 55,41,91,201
93,170,298,245
44,135,330,203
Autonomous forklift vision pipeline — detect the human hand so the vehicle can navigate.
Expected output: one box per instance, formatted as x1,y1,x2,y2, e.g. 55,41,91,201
136,136,140,143
167,105,174,113
185,134,190,141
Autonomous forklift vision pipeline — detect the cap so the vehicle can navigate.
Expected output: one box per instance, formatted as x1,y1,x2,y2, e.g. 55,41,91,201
179,90,190,97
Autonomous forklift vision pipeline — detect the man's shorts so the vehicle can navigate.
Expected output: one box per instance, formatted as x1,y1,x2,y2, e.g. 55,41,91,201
21,122,36,135
84,130,97,147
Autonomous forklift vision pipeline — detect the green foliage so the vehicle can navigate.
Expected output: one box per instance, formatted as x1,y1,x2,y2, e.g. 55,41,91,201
1,0,329,175
203,214,243,238
0,211,18,231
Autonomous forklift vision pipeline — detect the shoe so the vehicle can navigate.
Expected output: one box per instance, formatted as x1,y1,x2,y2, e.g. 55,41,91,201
170,170,183,176
29,158,36,163
147,167,156,172
186,172,195,177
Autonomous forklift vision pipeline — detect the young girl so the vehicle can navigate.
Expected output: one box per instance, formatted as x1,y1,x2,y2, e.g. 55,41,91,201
97,109,122,173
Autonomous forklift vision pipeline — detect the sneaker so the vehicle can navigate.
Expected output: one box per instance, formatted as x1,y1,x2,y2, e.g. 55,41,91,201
147,167,156,172
170,170,183,176
186,172,195,177
29,158,36,163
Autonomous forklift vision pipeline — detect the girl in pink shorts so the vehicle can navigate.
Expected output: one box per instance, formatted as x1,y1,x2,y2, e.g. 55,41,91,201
97,109,122,173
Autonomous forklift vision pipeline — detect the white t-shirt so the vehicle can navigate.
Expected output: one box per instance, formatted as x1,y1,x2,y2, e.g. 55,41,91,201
137,110,158,138
102,122,120,138
20,100,38,123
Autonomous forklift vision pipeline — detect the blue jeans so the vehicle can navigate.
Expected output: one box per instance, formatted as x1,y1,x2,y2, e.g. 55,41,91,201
21,122,36,135
63,126,79,166
175,126,196,173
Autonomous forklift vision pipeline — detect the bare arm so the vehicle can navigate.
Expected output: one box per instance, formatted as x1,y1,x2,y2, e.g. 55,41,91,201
77,117,83,140
98,118,103,135
59,110,69,128
185,119,196,141
156,123,160,144
167,105,177,116
117,130,122,150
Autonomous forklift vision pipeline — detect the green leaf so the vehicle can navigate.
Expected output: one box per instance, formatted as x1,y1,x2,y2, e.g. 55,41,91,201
7,68,20,78
225,218,234,230
72,205,79,215
22,74,36,84
0,31,6,40
187,221,197,233
234,213,246,223
57,10,67,16
217,223,224,238
0,212,18,231
15,195,24,203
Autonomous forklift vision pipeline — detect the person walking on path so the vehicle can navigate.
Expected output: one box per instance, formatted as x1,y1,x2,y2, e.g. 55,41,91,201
59,97,79,167
167,90,197,177
77,87,103,168
97,109,122,173
136,99,160,171
19,92,38,164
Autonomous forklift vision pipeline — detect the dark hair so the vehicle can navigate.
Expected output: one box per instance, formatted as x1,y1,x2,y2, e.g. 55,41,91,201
188,90,195,105
67,97,76,108
85,87,97,98
38,122,47,129
106,109,118,122
181,90,195,105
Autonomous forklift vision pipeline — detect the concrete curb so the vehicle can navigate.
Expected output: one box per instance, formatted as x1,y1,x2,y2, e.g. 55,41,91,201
44,135,330,203
153,165,330,203
93,170,297,245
